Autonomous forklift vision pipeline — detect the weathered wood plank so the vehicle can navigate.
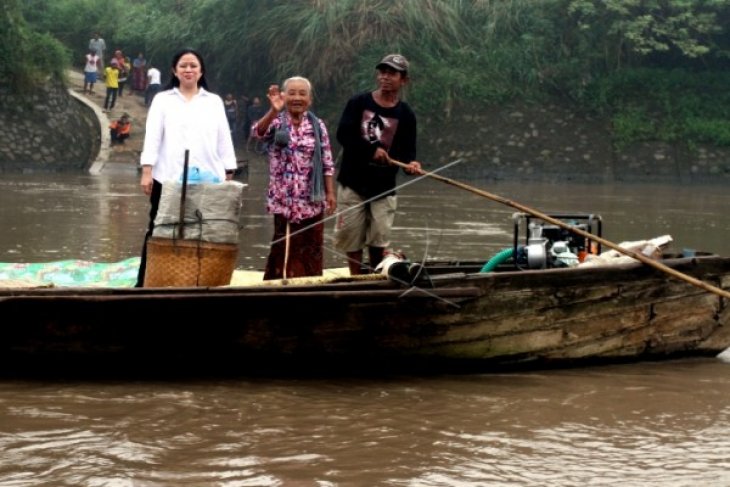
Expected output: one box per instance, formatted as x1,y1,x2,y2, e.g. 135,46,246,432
1,254,729,374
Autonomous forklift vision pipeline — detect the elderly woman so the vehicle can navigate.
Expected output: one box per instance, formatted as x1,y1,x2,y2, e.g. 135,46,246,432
252,76,336,280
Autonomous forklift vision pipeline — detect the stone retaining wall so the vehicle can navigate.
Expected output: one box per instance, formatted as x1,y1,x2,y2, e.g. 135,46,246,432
0,82,99,173
1,88,728,183
420,103,730,183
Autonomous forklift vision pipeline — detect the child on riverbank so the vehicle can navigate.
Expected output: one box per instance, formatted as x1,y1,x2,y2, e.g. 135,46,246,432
109,113,131,144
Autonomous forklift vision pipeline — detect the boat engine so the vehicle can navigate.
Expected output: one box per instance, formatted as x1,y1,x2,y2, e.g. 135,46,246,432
513,213,602,269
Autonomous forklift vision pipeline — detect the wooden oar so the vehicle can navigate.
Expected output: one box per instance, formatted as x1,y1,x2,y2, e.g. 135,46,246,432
388,156,730,300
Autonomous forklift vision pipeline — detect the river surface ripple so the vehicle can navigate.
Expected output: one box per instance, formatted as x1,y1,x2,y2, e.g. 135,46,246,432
0,163,729,486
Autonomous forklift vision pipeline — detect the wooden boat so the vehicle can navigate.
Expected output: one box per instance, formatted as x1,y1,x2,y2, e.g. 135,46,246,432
3,154,729,376
1,249,728,377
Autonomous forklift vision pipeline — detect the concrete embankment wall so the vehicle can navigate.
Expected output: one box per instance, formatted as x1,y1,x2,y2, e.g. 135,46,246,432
0,82,101,173
1,86,728,183
420,103,730,184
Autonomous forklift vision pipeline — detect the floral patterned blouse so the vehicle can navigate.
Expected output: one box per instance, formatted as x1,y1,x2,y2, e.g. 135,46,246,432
253,112,334,223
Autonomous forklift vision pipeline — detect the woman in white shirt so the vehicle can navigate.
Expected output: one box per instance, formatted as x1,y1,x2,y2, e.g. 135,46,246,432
135,48,237,287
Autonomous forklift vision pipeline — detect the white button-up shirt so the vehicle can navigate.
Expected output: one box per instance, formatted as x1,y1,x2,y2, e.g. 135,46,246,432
140,87,237,183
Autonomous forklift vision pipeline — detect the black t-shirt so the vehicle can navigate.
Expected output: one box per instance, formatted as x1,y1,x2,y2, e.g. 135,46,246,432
336,92,417,200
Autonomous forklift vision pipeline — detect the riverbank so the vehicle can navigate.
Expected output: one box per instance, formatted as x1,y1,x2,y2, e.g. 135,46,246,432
67,69,146,167
68,69,253,172
3,71,725,181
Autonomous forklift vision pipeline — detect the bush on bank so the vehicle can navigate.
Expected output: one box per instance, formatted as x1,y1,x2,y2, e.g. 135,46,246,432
0,0,68,94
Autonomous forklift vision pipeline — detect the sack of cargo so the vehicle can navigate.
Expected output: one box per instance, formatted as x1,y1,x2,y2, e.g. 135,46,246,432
144,148,246,287
152,180,246,244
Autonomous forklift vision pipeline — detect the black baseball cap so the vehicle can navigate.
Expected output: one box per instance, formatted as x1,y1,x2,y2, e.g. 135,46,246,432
376,54,409,73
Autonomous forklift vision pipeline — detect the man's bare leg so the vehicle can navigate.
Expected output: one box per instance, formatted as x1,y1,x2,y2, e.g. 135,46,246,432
347,250,363,275
368,246,385,273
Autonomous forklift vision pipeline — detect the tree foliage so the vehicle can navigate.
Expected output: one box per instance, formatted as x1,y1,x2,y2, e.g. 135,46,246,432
7,0,730,146
567,0,727,67
1,0,69,92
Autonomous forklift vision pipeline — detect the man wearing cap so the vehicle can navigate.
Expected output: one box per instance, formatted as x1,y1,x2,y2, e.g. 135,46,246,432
334,54,423,275
103,59,120,112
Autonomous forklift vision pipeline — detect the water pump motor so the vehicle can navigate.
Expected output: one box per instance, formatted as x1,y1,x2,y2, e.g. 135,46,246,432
513,213,602,269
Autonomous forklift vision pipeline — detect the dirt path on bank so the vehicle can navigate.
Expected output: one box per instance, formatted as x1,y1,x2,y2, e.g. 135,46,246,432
68,69,253,169
68,69,147,165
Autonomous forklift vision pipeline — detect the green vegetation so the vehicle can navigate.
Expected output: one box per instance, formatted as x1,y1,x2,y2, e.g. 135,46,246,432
585,68,730,148
4,0,728,147
0,0,69,93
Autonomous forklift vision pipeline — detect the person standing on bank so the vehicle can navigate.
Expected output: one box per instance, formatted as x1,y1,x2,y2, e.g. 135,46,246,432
145,63,162,107
102,58,120,112
135,48,237,287
88,32,106,76
245,96,267,152
132,52,147,92
82,49,99,94
334,54,423,275
251,77,336,280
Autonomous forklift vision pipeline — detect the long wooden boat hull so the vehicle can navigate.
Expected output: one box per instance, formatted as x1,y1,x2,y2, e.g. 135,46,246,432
1,254,728,376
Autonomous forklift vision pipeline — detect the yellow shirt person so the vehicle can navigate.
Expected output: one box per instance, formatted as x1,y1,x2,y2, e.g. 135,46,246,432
103,60,121,112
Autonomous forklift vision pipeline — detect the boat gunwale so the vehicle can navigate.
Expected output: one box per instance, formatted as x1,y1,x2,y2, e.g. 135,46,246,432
0,253,726,298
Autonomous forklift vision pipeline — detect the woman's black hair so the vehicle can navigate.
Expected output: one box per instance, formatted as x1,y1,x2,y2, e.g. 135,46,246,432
164,48,208,90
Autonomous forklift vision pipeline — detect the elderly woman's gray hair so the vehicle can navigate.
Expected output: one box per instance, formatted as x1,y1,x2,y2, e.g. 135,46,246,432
282,76,312,93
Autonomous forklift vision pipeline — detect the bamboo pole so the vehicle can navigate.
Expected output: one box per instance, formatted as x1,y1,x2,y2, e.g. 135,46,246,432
388,157,730,300
178,149,190,240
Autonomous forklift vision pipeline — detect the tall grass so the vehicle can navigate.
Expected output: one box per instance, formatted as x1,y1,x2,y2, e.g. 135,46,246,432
9,0,730,146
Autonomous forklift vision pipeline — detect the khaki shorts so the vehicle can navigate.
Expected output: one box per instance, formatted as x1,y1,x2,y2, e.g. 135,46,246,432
334,184,397,252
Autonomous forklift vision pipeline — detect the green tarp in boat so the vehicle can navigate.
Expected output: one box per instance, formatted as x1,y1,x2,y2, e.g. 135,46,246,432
0,258,140,288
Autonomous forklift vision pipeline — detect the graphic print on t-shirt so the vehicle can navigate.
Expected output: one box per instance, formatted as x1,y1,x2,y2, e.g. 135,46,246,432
360,110,398,151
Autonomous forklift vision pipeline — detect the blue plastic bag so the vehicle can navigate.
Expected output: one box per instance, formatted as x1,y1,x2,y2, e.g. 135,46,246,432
179,166,221,184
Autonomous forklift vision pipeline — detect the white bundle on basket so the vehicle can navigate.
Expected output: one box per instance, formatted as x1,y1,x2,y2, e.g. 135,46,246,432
152,180,246,244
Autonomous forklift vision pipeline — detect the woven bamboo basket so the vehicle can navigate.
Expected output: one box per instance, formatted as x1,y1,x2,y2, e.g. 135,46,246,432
143,237,238,287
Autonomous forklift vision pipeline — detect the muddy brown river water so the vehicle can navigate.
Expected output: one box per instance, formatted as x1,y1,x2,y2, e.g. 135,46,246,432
0,161,728,486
